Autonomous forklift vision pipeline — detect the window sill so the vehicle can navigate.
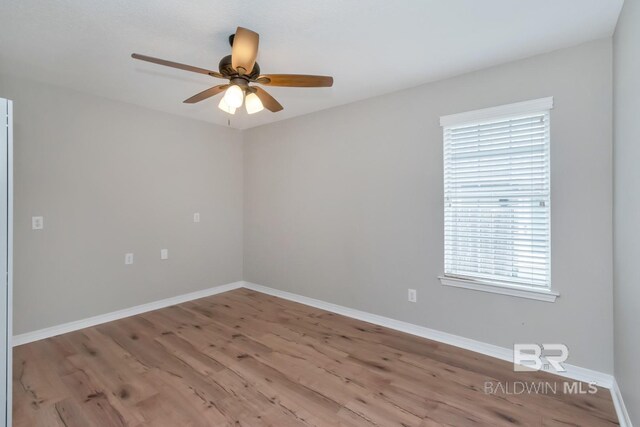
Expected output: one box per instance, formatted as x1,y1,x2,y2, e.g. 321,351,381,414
438,276,559,303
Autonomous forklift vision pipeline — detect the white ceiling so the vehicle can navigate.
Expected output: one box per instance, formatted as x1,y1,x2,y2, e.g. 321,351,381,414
0,0,623,130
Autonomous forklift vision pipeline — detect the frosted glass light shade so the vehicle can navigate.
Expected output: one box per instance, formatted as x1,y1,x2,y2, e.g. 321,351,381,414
218,97,236,114
245,93,264,114
223,85,244,108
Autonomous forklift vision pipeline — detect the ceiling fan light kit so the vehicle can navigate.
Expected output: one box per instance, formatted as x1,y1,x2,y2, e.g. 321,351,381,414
131,26,333,116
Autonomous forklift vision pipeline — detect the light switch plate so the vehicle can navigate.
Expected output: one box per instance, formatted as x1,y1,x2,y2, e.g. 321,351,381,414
408,289,417,303
161,249,169,260
193,212,200,223
125,253,134,265
32,216,44,230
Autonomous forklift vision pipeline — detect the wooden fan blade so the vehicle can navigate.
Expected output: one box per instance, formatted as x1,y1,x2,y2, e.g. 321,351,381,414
131,53,224,78
255,74,333,87
183,84,229,104
231,27,259,75
253,87,283,112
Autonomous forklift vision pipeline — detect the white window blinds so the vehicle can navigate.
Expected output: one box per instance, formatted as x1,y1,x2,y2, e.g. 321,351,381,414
441,99,552,290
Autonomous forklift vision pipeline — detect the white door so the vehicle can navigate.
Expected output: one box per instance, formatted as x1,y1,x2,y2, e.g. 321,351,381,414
0,98,12,425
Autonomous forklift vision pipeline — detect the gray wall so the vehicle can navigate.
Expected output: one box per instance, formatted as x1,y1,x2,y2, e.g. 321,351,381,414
0,74,244,335
244,39,614,373
614,0,640,422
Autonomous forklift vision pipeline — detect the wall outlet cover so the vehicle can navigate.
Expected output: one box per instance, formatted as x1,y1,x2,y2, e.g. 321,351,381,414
32,216,44,230
161,249,169,260
125,253,134,265
408,289,417,303
193,213,200,223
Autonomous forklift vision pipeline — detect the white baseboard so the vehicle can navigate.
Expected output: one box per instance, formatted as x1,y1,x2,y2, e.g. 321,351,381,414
242,281,614,389
12,279,629,426
12,281,244,346
611,379,633,427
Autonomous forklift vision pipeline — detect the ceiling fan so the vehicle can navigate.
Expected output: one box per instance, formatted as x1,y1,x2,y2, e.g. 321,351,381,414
132,27,333,115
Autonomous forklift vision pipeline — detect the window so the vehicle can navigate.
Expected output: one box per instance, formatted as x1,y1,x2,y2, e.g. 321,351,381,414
439,98,557,302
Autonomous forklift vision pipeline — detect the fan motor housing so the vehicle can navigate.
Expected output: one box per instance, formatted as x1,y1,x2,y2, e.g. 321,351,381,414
218,55,261,80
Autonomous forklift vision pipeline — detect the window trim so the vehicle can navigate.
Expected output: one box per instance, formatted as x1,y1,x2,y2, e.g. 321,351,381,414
440,97,554,127
438,275,558,302
439,97,558,302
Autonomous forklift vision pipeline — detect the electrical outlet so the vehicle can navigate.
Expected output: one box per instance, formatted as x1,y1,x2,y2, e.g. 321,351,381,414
408,289,417,303
161,249,169,260
193,212,200,223
32,216,44,230
125,253,134,265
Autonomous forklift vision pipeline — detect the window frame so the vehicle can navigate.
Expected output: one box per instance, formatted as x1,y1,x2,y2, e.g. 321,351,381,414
438,97,558,302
